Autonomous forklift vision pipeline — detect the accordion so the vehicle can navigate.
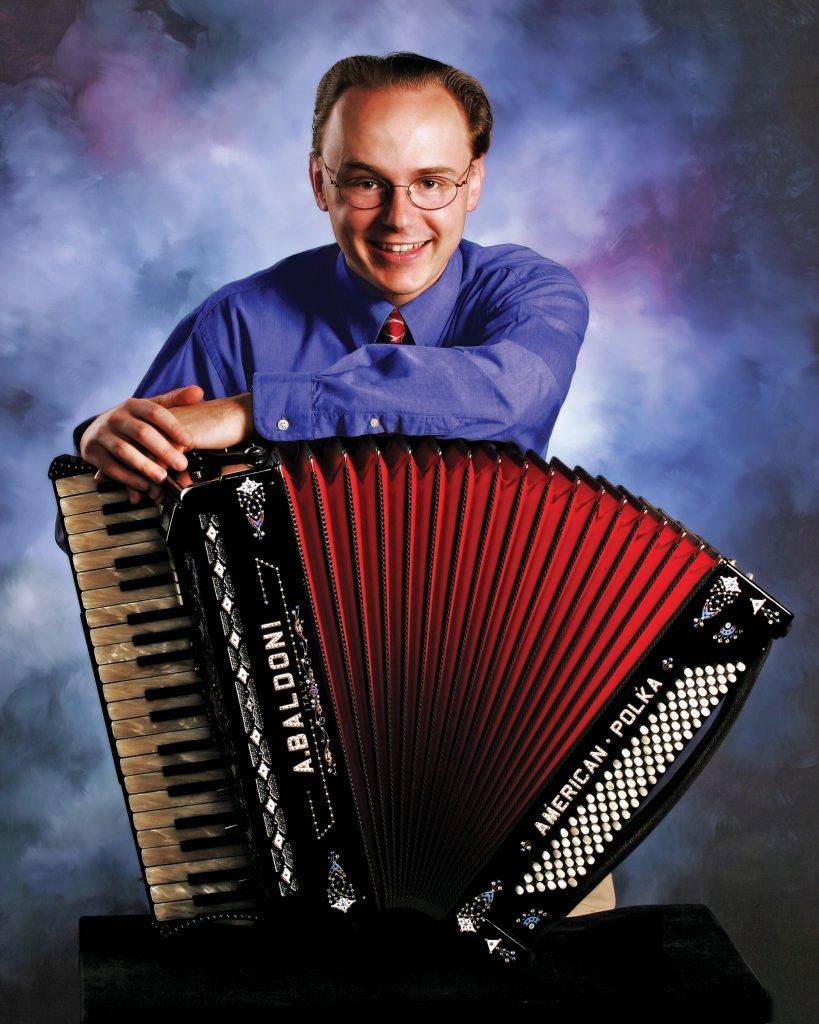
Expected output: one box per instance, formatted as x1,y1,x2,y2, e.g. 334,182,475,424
51,435,791,962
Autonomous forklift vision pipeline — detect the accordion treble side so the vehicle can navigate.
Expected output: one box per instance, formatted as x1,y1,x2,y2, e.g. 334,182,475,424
51,435,792,962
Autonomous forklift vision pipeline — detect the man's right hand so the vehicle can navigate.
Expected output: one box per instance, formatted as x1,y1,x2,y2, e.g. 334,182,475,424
79,385,205,504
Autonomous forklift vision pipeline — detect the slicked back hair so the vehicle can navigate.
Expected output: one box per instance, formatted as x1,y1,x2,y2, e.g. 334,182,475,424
311,52,493,160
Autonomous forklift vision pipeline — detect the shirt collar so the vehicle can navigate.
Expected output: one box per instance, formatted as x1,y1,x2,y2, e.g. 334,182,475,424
334,244,463,348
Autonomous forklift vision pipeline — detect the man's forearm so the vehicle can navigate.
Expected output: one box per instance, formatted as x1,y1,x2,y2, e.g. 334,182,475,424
170,391,254,450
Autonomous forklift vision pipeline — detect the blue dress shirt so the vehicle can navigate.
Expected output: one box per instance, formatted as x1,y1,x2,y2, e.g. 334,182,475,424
132,237,589,458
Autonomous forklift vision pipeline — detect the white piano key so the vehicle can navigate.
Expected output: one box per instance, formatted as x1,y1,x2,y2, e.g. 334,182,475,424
91,614,193,648
60,488,139,516
116,725,213,759
150,878,252,905
102,669,200,703
144,854,250,886
77,560,172,593
121,744,220,778
98,654,195,685
64,505,160,536
55,472,100,497
86,596,183,630
93,634,191,667
124,764,227,796
128,778,229,813
69,525,163,553
112,710,209,741
74,539,168,573
132,799,236,831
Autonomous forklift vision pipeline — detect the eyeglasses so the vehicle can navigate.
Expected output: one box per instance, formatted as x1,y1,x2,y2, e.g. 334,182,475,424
319,156,473,210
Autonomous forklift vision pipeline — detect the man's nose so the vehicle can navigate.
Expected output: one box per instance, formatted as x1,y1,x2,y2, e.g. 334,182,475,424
380,185,417,228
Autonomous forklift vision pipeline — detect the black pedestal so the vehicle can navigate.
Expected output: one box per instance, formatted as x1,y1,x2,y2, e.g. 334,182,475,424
79,904,771,1021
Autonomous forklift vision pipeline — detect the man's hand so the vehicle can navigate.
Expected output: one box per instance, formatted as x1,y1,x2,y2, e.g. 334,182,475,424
169,393,253,453
80,385,205,504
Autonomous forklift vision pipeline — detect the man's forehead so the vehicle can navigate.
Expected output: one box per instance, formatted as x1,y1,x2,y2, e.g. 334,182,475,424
337,158,463,176
322,85,471,167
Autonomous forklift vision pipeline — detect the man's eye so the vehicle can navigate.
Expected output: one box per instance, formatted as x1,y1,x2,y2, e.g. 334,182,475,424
349,179,382,191
419,178,442,189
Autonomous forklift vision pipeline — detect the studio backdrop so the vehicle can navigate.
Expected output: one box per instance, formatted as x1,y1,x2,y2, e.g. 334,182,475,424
0,2,815,1022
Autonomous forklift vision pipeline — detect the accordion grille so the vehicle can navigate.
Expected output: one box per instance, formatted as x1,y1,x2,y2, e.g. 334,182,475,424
277,437,718,916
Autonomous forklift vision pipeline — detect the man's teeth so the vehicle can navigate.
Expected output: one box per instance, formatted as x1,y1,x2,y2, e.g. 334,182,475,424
375,241,428,252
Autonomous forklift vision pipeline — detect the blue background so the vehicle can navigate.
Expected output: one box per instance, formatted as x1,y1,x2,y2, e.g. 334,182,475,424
1,2,816,1020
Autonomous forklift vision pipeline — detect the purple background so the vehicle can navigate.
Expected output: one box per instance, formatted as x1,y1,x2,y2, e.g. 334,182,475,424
1,2,816,1020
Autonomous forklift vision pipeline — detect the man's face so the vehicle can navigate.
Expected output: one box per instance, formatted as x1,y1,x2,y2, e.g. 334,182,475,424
309,85,485,306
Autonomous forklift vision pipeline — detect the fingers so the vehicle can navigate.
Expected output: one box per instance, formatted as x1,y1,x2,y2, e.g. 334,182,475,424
152,385,205,409
118,415,190,473
90,439,167,491
95,462,160,505
122,399,195,453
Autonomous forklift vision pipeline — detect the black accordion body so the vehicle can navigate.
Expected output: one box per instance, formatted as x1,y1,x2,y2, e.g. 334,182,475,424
51,435,792,962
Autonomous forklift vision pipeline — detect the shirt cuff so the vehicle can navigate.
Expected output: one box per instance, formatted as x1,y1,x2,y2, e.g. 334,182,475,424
73,414,98,456
252,371,313,441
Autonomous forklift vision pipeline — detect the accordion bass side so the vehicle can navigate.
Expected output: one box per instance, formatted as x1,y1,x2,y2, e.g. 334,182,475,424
51,436,792,962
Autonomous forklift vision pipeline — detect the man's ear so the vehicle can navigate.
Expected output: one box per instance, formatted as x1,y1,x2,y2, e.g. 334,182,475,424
309,153,330,212
466,154,486,213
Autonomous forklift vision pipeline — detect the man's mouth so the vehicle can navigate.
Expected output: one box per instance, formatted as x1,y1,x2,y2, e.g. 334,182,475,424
369,240,431,253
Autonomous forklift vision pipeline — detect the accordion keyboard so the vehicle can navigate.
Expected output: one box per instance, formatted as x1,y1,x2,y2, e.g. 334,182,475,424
56,471,259,922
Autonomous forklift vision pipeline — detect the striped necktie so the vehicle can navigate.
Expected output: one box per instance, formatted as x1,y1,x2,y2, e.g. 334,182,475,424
377,308,414,344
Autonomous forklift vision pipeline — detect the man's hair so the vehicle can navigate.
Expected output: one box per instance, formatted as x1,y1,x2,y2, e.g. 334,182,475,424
311,52,493,161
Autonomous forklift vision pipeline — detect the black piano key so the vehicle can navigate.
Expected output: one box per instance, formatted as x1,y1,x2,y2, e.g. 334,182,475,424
103,497,155,515
149,703,206,723
167,779,230,799
144,682,202,701
181,834,245,853
127,605,189,627
187,866,250,885
162,758,225,778
137,648,191,669
114,549,169,571
192,885,256,907
174,811,241,831
156,736,215,756
96,480,123,494
107,516,161,536
133,625,192,647
120,572,174,593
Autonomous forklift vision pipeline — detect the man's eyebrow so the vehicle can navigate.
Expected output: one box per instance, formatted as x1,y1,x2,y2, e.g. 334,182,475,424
338,161,460,176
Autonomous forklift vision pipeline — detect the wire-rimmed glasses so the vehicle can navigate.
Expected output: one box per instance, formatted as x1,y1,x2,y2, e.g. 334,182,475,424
319,156,473,210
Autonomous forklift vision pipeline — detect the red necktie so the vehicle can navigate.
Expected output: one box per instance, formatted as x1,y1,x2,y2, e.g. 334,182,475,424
377,308,414,344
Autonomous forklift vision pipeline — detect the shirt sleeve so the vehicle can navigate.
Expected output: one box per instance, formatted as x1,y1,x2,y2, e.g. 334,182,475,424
133,306,235,402
252,265,589,458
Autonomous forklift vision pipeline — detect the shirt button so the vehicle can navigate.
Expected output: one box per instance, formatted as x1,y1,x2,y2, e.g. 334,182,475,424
369,416,381,428
277,417,290,431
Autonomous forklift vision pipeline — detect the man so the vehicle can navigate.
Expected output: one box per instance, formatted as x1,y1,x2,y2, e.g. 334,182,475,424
70,51,614,916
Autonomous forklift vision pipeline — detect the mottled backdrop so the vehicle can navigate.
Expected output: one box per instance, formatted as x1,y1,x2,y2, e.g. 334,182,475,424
1,1,816,1021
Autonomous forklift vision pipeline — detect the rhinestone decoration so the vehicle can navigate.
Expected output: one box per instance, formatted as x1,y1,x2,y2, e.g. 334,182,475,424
750,598,782,628
236,477,266,540
201,513,294,896
714,621,743,645
517,909,547,930
456,882,516,962
457,880,502,933
327,850,357,912
693,574,741,628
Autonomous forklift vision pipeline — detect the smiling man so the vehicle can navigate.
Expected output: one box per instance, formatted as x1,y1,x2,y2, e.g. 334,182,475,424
76,51,590,504
70,52,612,917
